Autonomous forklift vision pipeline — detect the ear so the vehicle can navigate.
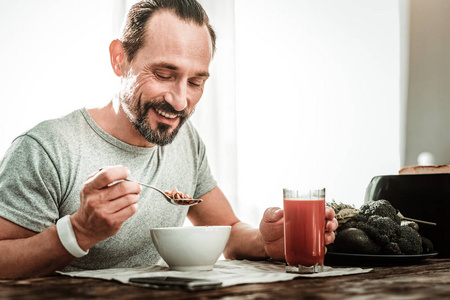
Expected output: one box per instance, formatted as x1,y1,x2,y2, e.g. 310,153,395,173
109,39,126,77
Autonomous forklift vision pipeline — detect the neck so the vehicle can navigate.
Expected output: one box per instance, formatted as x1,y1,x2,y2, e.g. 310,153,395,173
87,100,156,148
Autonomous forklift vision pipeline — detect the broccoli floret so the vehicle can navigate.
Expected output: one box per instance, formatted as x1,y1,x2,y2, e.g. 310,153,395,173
397,225,423,255
359,199,401,224
365,215,401,246
384,242,402,255
341,215,400,246
340,214,369,228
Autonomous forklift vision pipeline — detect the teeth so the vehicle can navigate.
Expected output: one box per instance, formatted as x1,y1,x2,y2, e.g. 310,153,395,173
156,109,178,119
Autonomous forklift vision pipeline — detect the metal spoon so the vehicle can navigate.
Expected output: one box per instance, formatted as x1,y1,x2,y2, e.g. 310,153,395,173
397,211,437,226
402,216,437,226
124,179,202,206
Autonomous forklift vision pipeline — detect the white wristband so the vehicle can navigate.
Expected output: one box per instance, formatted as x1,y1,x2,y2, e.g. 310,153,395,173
56,215,89,258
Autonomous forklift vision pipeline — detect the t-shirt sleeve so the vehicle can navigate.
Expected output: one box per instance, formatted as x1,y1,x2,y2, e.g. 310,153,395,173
0,134,61,232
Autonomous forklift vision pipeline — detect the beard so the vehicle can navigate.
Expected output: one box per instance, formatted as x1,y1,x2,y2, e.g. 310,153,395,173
121,95,192,146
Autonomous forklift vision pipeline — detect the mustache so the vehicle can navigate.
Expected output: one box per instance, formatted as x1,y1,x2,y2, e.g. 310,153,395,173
142,99,192,119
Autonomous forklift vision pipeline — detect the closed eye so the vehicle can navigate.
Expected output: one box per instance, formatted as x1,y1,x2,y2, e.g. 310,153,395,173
155,72,171,80
188,77,207,88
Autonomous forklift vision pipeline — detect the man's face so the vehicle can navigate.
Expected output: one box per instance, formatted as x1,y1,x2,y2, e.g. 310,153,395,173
119,11,212,146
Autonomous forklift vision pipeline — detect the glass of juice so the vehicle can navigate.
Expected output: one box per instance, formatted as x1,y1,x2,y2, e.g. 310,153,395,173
283,187,325,273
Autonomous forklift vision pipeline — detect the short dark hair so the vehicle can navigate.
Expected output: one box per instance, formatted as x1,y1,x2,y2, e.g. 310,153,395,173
121,0,216,62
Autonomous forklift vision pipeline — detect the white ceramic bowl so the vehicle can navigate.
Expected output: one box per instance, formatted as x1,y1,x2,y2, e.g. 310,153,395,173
150,226,231,271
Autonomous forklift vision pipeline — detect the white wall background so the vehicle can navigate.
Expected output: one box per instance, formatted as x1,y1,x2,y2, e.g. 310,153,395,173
0,0,402,226
231,0,401,223
0,0,117,156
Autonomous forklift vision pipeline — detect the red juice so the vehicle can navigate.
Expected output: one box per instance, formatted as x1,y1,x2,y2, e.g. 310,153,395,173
284,198,325,267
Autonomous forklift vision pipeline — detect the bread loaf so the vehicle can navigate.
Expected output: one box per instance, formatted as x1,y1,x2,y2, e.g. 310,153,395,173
399,165,450,174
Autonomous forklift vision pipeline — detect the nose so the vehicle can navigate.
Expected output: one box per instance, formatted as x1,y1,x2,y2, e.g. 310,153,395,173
165,81,188,112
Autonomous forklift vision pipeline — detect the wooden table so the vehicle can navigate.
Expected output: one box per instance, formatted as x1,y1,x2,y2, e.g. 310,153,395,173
1,258,449,299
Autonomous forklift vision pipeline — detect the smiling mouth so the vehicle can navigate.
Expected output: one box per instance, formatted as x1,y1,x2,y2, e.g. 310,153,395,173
155,108,181,119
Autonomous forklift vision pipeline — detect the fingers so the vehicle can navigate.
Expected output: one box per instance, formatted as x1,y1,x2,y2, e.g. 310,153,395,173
260,207,285,246
325,206,338,232
86,166,130,190
260,208,285,260
110,199,139,224
262,207,284,223
325,231,335,245
324,206,338,245
74,166,142,246
326,217,339,233
104,190,140,214
82,171,141,217
101,180,141,205
81,166,141,214
325,206,336,220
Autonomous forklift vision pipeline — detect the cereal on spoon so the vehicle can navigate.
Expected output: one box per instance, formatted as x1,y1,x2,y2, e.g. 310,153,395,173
164,188,197,205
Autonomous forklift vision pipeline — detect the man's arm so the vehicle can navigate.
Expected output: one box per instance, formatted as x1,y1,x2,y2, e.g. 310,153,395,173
0,166,141,279
0,217,75,279
187,186,269,260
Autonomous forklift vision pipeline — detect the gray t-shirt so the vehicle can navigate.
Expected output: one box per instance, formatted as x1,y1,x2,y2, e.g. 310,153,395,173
0,108,217,271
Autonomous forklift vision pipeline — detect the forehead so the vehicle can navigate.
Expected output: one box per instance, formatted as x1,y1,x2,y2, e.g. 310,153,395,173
134,10,212,65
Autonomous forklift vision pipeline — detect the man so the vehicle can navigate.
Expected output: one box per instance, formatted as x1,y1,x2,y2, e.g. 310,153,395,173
0,0,337,279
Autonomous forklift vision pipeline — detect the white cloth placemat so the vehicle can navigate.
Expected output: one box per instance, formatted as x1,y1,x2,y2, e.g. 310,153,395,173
58,259,372,288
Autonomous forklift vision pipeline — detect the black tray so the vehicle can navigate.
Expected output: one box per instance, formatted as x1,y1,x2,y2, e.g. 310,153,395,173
364,174,450,256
